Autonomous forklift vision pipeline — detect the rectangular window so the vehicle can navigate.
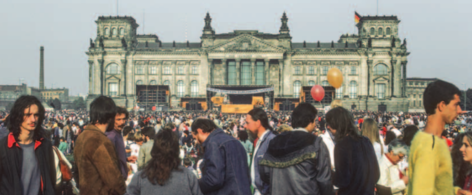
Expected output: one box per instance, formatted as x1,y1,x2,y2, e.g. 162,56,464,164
409,81,413,85
164,66,171,74
177,66,184,74
322,66,328,75
336,87,343,99
375,83,386,99
294,66,301,75
192,66,198,74
108,82,118,96
256,61,265,85
136,66,144,74
350,66,357,75
227,61,237,85
150,66,157,75
308,66,315,75
241,61,251,85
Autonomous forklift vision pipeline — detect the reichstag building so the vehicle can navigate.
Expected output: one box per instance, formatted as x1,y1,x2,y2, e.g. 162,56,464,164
86,12,410,112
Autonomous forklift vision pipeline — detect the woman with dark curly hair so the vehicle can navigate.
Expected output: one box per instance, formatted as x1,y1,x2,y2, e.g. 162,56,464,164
452,133,468,188
126,126,203,195
456,132,472,194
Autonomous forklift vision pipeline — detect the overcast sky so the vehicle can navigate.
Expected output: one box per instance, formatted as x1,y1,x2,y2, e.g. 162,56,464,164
1,0,471,95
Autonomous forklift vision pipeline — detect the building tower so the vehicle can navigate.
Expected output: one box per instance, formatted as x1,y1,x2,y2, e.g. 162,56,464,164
39,46,45,90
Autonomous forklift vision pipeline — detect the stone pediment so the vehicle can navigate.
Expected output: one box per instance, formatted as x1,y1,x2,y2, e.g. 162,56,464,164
209,34,285,53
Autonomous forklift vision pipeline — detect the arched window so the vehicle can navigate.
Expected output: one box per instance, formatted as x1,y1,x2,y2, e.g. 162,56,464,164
308,66,315,74
308,80,315,86
370,27,376,36
294,66,301,75
374,64,388,75
112,28,117,36
293,81,301,98
349,81,357,98
107,63,119,74
119,28,124,36
191,81,198,97
378,27,384,36
386,27,392,35
104,27,109,36
336,86,343,99
149,80,157,85
163,80,170,86
322,80,329,86
177,80,185,97
136,80,143,85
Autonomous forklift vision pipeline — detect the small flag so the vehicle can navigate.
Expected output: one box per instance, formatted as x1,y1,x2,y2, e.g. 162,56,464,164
355,12,361,23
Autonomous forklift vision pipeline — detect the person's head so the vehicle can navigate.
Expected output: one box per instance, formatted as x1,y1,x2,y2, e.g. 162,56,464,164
142,127,156,142
424,80,462,123
384,131,397,146
7,95,45,140
277,124,293,133
460,132,472,164
238,130,249,142
114,107,129,131
141,127,181,185
361,118,381,144
386,139,408,164
183,158,192,168
245,108,273,137
291,102,318,132
60,137,64,142
90,96,116,127
134,133,144,145
326,107,360,141
123,126,132,137
402,125,419,146
191,118,217,144
452,133,469,187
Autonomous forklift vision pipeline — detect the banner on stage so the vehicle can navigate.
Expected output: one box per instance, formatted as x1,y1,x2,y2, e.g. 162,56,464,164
206,87,274,94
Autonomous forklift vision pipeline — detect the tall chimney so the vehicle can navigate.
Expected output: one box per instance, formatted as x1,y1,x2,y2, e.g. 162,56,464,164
39,46,44,90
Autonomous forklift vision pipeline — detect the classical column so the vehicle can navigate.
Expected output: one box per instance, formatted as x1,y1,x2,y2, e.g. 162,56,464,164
279,60,284,97
236,59,241,85
222,59,227,85
367,60,373,98
98,59,104,95
121,59,127,96
264,59,270,85
391,59,396,97
186,62,190,96
208,59,213,85
251,59,256,85
302,64,306,86
88,60,94,94
158,62,163,85
402,61,407,97
172,61,177,94
394,60,402,97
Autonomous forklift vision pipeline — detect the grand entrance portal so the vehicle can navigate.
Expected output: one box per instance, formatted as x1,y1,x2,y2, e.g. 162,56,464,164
136,85,170,111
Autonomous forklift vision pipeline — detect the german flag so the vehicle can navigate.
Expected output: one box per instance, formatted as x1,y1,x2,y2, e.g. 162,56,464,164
355,12,361,23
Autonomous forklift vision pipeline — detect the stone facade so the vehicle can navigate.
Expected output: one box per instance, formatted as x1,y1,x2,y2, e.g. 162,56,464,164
86,13,411,112
406,78,437,113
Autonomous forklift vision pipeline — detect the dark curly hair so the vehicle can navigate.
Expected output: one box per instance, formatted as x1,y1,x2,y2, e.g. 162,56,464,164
326,107,361,142
452,133,471,187
7,95,45,141
141,126,181,185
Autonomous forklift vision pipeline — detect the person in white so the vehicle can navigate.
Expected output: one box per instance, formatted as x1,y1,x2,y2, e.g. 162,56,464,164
377,139,409,195
391,125,402,137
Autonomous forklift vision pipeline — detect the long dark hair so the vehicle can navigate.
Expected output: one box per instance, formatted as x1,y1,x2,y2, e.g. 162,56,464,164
452,133,471,187
326,107,360,142
141,126,181,185
7,96,45,140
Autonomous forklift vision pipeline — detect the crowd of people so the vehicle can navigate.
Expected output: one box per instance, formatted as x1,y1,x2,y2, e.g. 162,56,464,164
0,79,472,195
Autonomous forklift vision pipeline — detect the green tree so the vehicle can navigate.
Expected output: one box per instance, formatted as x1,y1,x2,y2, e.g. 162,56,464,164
72,97,86,110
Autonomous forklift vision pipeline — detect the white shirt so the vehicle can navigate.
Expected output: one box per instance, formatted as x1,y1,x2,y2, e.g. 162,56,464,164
251,130,270,195
391,128,402,137
377,154,406,195
130,143,140,157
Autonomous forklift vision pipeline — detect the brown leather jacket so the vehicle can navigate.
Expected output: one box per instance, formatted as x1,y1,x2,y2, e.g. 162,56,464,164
73,124,126,195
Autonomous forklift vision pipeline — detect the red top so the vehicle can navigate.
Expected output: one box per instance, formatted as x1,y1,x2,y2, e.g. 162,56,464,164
442,136,453,147
464,175,472,191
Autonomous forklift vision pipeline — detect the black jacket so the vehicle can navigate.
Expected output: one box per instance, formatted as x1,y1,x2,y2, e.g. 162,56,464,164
0,133,56,195
259,130,334,195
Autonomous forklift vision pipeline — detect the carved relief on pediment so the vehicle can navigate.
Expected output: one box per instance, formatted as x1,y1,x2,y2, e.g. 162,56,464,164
212,35,283,53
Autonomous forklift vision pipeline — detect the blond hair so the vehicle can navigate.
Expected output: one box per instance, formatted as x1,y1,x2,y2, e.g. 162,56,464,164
361,118,384,154
330,100,343,108
278,124,293,133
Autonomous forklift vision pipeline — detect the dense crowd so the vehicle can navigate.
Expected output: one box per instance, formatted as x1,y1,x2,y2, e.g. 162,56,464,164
0,79,472,195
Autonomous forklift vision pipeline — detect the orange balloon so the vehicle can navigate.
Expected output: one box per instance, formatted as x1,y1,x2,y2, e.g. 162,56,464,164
327,68,343,89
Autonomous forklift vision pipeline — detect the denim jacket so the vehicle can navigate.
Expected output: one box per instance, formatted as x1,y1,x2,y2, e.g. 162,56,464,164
253,130,276,195
199,128,251,195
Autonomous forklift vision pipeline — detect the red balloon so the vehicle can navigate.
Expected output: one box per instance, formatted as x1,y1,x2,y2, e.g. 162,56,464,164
311,85,325,102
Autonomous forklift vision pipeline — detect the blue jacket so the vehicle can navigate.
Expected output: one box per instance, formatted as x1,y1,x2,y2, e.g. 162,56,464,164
199,128,251,195
253,130,276,195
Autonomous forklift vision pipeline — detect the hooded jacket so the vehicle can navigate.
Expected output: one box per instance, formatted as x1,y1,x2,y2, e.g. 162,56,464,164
259,129,334,195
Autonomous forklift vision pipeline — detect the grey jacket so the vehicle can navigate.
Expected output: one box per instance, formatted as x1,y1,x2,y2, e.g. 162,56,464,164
137,140,154,170
259,130,334,195
126,166,203,195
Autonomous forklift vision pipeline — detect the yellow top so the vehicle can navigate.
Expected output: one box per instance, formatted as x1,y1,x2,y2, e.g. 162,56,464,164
406,131,459,195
